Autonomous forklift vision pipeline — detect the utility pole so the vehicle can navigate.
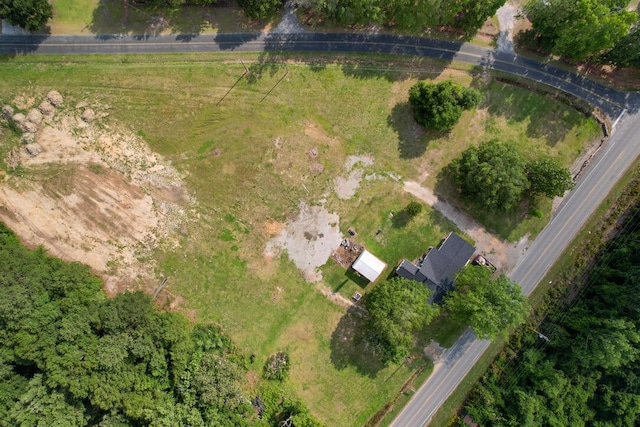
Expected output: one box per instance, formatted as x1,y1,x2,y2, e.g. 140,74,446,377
530,327,550,342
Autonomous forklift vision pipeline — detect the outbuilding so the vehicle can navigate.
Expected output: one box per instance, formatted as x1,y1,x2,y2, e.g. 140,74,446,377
352,250,387,282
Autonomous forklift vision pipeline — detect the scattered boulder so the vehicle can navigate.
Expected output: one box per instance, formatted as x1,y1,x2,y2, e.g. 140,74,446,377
46,90,63,107
12,113,26,130
309,147,318,157
26,108,43,125
2,105,14,120
81,108,96,123
39,100,55,116
24,143,42,157
22,121,38,134
21,133,36,144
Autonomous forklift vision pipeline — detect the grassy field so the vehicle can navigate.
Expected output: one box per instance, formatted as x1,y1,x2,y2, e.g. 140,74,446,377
0,53,599,425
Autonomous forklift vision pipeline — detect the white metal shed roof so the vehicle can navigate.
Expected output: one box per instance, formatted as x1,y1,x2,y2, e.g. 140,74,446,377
352,250,386,282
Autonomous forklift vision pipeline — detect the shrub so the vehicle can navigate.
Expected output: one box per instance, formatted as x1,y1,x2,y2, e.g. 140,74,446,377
263,351,290,381
405,201,423,217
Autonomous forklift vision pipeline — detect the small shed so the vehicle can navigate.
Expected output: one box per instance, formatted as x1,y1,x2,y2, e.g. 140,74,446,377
352,250,386,282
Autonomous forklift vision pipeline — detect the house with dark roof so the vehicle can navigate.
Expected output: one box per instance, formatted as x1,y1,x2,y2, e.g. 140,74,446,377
396,232,475,303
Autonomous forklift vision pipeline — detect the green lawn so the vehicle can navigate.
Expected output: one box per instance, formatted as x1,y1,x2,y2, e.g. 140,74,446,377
0,53,600,425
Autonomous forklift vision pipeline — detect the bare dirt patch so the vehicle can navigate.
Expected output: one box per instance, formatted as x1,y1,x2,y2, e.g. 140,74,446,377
263,220,284,236
333,155,374,200
303,120,339,146
264,202,343,282
0,93,191,295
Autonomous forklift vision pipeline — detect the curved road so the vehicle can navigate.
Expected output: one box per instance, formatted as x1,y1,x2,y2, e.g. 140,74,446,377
2,31,640,426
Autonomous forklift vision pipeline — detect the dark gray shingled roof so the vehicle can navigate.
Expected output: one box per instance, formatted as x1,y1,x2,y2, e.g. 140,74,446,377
395,232,475,303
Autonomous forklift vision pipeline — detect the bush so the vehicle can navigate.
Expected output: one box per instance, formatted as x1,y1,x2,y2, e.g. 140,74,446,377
408,80,481,131
405,201,423,217
263,351,290,381
529,207,543,218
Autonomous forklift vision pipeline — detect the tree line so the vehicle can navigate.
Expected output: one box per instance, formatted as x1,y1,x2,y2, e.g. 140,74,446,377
0,223,321,427
460,204,640,426
523,0,639,65
3,0,639,68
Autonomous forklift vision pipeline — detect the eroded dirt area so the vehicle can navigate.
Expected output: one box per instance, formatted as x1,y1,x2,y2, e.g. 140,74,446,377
1,92,190,295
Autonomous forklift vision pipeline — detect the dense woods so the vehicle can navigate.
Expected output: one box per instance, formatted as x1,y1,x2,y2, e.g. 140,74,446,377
0,223,321,427
462,205,640,425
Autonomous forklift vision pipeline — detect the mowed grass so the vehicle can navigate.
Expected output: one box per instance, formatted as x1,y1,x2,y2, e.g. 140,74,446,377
49,0,97,34
0,53,599,425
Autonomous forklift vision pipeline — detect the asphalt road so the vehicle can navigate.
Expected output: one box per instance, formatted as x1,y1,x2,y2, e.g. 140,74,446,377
3,30,640,426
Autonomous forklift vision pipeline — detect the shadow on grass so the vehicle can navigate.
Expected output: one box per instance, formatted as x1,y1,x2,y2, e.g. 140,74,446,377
475,77,579,148
418,310,468,349
345,268,370,288
246,32,454,86
391,210,411,228
87,2,272,47
387,101,426,159
330,306,385,378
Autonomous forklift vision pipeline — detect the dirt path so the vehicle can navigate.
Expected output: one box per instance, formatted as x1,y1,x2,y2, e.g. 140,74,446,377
319,286,368,315
403,181,528,272
496,2,519,53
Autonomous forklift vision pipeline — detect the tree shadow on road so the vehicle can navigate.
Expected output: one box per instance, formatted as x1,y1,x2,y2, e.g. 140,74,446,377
330,306,385,378
0,33,50,61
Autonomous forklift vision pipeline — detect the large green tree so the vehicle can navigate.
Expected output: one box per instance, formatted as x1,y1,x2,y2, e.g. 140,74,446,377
524,0,637,61
237,0,283,19
304,0,503,35
527,157,574,198
445,266,529,339
601,23,640,68
450,139,530,211
0,0,52,31
409,80,481,131
363,277,439,363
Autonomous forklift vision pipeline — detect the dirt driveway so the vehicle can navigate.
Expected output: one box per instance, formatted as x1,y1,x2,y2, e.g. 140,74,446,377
403,181,529,272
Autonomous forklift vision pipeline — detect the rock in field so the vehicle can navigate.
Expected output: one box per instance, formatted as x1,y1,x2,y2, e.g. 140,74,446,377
26,108,43,125
81,108,96,123
39,100,56,116
47,90,64,107
2,105,14,120
24,143,42,157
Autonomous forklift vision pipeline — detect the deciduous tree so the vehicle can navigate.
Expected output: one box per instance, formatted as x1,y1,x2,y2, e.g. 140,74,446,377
363,277,439,363
601,23,640,68
524,0,637,61
409,80,481,131
237,0,284,19
445,266,529,339
0,0,52,31
450,139,529,211
527,157,574,198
